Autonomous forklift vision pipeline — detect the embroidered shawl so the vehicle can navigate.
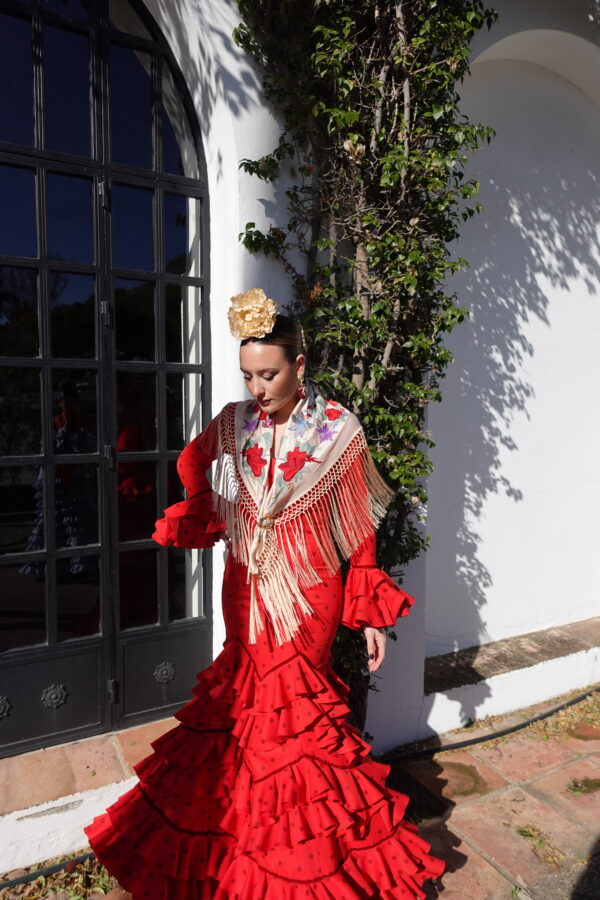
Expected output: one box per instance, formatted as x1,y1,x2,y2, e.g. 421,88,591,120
205,391,395,645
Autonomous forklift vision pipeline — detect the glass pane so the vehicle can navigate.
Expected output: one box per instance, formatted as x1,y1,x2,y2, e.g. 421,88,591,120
0,466,43,556
168,283,202,364
41,0,89,20
115,279,154,361
110,44,152,169
164,194,201,276
47,173,93,264
112,184,153,271
54,463,98,548
162,63,199,179
0,562,46,653
0,14,33,147
118,459,156,541
50,272,95,358
117,371,156,449
166,459,182,505
52,369,97,452
0,266,38,357
0,165,36,258
166,373,184,450
0,367,41,456
108,0,150,38
57,553,100,640
120,549,157,629
44,25,91,157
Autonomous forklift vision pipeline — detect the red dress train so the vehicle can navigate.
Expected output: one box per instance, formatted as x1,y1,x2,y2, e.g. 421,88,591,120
84,434,445,899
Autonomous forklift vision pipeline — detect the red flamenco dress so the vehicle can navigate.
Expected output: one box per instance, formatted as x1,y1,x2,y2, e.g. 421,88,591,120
84,426,445,899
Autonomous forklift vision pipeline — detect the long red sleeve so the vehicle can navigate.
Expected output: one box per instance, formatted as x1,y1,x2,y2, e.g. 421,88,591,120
152,414,226,549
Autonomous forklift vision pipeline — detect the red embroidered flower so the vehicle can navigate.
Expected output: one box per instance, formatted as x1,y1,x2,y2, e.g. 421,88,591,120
244,443,267,476
324,408,342,421
279,447,320,481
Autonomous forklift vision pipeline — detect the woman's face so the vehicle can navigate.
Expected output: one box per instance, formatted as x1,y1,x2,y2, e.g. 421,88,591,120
239,341,305,419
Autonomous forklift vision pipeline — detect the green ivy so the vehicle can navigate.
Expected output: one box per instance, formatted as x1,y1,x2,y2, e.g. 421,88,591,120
233,0,497,707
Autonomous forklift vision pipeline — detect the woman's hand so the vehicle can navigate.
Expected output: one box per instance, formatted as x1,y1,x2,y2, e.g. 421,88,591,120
364,626,387,673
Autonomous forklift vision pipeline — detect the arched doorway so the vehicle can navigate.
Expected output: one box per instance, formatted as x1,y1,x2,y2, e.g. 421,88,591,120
0,0,211,756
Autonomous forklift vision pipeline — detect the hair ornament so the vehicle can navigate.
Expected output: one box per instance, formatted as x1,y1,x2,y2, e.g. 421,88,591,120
228,288,278,340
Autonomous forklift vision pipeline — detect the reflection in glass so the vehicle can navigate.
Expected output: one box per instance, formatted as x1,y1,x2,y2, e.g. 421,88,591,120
0,562,46,653
0,466,42,555
53,464,98,550
110,45,152,169
0,14,33,147
165,283,202,364
0,267,38,357
162,63,199,179
166,373,184,450
0,367,41,456
119,549,158,629
57,553,100,641
164,194,201,276
117,371,156,541
47,173,93,264
52,370,97,452
108,0,150,39
50,273,95,358
112,184,153,271
44,25,90,157
115,279,154,361
41,0,89,20
0,165,36,258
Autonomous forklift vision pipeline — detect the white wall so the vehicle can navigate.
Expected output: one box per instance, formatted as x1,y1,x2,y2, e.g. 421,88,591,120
367,3,600,748
147,0,600,747
142,0,293,653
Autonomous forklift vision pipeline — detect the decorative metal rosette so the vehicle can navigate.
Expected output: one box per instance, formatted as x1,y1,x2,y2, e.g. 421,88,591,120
153,661,177,685
0,696,11,720
41,683,68,709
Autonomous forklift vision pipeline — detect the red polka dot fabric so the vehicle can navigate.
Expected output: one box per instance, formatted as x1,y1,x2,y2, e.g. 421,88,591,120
84,443,444,897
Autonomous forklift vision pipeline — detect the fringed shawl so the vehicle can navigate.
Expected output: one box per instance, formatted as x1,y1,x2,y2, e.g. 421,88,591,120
205,392,395,645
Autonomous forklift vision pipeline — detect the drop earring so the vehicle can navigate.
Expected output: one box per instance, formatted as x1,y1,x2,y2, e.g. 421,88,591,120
297,373,306,398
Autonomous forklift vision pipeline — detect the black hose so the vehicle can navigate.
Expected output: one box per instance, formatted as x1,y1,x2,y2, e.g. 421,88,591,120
378,684,600,764
0,851,95,892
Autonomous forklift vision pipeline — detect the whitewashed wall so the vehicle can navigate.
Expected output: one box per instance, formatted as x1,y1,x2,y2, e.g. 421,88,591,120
144,0,600,748
367,0,600,750
143,0,291,653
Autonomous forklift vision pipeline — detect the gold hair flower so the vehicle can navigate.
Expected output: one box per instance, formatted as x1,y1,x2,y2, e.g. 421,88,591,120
228,288,278,340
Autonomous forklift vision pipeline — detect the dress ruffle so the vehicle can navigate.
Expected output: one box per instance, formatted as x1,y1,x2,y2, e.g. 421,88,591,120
85,637,444,899
341,568,414,630
152,490,226,549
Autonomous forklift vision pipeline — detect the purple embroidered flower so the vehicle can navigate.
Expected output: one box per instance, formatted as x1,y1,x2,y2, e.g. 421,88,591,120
316,424,336,442
242,418,259,434
263,414,273,427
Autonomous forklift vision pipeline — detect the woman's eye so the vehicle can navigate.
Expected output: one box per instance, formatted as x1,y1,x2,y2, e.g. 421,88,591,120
263,375,274,381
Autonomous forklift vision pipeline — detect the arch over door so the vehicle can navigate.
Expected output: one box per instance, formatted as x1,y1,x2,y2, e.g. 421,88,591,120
0,0,211,757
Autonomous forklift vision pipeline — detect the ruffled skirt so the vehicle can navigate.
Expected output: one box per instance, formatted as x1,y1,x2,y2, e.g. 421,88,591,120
84,553,444,898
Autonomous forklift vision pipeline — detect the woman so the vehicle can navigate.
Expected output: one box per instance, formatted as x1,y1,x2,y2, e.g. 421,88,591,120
84,288,444,898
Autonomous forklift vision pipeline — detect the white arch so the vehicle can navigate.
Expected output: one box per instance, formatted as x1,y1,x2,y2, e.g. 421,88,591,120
472,28,600,109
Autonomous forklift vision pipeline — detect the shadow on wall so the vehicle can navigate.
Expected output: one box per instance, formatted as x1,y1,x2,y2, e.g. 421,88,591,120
370,49,600,750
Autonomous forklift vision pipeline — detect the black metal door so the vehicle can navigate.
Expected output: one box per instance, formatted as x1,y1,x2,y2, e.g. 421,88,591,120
0,0,211,757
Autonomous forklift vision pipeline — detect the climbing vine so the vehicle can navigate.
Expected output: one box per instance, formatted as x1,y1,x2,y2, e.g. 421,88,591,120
233,0,496,717
234,0,496,567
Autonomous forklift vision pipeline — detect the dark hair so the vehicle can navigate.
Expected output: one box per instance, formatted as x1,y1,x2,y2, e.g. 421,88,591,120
240,314,306,365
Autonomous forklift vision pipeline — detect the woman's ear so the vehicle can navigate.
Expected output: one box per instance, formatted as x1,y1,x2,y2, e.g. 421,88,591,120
296,353,306,379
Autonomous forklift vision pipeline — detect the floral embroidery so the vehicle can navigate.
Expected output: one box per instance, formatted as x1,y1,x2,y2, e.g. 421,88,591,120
279,447,321,481
324,407,342,421
316,423,337,442
289,412,311,435
244,443,268,476
242,418,259,434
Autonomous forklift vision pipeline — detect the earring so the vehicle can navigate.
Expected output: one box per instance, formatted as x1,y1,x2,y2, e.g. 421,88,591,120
297,373,306,398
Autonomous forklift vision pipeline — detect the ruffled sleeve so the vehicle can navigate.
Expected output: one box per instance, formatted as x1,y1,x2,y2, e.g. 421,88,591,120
341,532,415,629
152,412,227,549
